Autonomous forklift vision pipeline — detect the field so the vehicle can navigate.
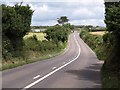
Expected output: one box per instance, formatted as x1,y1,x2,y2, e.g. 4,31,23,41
24,32,46,41
89,31,106,36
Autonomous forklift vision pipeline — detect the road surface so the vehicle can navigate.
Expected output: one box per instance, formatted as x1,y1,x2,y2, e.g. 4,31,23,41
2,31,103,89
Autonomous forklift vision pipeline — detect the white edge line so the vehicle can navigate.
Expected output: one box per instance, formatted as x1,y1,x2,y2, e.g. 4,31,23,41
80,38,96,55
23,33,81,89
52,67,56,70
33,75,41,80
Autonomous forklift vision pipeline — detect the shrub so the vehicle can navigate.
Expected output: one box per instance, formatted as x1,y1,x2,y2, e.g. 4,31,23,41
44,25,70,44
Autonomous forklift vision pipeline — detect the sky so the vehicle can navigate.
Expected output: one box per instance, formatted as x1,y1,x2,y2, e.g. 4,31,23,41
2,0,106,27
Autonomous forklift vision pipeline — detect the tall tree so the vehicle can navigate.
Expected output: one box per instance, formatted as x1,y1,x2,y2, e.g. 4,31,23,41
2,3,33,56
103,1,120,75
57,16,69,25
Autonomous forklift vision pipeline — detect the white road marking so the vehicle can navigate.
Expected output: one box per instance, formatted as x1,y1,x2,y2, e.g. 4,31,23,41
52,67,56,70
33,75,41,80
80,38,96,55
97,61,104,64
23,33,81,89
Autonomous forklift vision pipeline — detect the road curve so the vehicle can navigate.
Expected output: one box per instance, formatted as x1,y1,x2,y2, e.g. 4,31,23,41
2,31,103,89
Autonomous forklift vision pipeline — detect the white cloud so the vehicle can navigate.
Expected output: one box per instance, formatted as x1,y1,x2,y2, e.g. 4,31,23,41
2,0,106,27
70,19,105,26
31,20,57,26
38,5,48,12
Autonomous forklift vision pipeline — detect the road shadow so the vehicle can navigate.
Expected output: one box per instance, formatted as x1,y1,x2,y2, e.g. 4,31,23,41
66,63,103,88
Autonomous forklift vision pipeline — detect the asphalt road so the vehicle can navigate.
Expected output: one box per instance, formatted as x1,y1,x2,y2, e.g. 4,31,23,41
2,31,103,89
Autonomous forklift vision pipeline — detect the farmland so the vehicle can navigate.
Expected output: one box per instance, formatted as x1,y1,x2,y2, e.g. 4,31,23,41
24,32,46,41
89,31,106,36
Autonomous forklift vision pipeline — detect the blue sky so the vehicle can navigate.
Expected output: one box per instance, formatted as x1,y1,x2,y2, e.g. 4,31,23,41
2,0,106,27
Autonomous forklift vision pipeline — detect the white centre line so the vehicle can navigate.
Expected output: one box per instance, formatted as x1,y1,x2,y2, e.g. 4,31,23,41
33,75,41,80
23,33,81,89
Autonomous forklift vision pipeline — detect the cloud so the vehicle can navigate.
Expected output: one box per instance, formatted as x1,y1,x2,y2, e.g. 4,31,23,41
2,0,106,26
70,19,105,26
31,20,58,26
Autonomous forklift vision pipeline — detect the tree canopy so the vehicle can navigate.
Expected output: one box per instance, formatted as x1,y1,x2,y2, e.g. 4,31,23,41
57,16,69,25
2,3,33,57
103,1,120,79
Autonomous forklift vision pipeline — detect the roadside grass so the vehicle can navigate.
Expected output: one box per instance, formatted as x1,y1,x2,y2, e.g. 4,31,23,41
24,32,46,41
2,42,67,71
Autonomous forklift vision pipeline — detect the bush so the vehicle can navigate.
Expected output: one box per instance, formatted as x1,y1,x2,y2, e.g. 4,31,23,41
24,34,65,53
44,25,70,43
24,35,40,51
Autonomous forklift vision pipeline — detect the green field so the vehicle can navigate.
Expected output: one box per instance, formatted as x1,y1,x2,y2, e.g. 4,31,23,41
24,32,46,41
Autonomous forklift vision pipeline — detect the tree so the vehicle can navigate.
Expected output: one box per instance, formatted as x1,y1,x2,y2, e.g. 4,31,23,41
44,25,69,44
103,1,120,77
104,1,120,60
2,3,33,57
104,2,120,33
57,16,69,25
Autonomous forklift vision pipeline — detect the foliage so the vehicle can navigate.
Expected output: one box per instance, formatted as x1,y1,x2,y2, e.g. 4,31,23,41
2,3,33,57
101,2,120,88
104,2,120,33
57,16,69,25
24,35,59,52
2,4,73,70
44,25,70,43
2,33,67,70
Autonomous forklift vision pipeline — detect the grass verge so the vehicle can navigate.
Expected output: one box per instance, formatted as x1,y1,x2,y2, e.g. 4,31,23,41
2,42,68,71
